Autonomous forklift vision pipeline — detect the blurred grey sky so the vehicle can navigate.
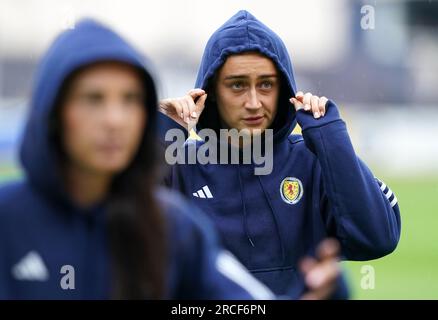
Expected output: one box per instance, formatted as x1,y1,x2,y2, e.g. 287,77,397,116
1,0,437,101
0,0,350,66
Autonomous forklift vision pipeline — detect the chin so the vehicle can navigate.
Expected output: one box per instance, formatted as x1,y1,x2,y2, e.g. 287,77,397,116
93,158,131,175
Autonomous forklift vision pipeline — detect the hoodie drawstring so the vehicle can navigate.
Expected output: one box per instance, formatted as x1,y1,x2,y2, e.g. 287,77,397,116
257,175,286,263
237,164,255,248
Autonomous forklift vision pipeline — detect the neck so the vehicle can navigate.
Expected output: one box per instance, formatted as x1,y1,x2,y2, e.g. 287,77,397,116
64,163,112,208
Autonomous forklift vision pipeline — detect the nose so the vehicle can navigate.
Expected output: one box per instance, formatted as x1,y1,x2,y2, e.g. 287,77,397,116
244,87,262,111
102,103,126,130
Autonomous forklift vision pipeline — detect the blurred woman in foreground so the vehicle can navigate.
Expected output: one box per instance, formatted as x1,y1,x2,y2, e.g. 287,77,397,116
0,19,339,299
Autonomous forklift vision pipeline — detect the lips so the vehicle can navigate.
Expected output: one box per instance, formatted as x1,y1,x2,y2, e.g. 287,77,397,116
96,143,124,154
243,115,264,125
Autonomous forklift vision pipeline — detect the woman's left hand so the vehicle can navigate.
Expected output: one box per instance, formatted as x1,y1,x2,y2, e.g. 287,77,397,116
290,91,328,119
299,238,341,300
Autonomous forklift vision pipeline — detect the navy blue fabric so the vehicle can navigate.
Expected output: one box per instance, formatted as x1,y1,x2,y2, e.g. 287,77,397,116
159,10,401,298
0,19,266,300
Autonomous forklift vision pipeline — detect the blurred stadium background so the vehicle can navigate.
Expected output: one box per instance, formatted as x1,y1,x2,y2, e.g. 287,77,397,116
1,0,437,299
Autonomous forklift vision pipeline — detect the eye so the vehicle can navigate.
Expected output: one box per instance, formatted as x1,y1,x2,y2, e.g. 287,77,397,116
232,83,242,89
81,92,103,105
124,92,144,105
260,81,273,90
230,81,244,90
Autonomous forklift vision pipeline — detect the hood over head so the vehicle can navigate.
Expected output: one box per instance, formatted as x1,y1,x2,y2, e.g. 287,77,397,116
195,10,298,142
20,19,159,205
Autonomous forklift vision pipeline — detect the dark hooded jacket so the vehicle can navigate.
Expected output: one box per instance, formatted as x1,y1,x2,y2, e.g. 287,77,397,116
158,10,401,298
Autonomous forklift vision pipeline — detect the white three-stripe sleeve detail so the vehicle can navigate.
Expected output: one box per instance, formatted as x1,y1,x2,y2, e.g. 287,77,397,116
384,189,393,200
390,195,398,208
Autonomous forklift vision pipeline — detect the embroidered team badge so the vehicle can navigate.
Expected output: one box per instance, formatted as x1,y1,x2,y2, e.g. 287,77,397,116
280,177,303,205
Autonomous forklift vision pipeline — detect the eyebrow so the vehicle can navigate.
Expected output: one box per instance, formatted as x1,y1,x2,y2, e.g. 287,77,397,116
223,74,278,80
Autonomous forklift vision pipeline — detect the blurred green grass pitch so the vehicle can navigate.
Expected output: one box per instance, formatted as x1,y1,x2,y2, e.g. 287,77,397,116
343,176,438,299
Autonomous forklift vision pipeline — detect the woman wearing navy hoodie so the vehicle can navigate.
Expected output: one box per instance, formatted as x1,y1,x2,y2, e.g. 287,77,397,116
158,10,402,298
0,19,340,299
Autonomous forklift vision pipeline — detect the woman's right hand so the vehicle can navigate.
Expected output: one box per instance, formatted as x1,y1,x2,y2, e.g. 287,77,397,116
159,88,207,131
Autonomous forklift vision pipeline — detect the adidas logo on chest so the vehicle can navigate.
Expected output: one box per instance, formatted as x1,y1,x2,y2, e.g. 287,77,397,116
192,185,214,199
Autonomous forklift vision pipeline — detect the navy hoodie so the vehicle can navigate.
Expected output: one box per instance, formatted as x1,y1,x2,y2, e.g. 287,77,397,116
158,10,401,298
0,19,276,300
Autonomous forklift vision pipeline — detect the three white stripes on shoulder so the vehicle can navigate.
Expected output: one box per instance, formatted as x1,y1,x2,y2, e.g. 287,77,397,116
378,180,398,208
